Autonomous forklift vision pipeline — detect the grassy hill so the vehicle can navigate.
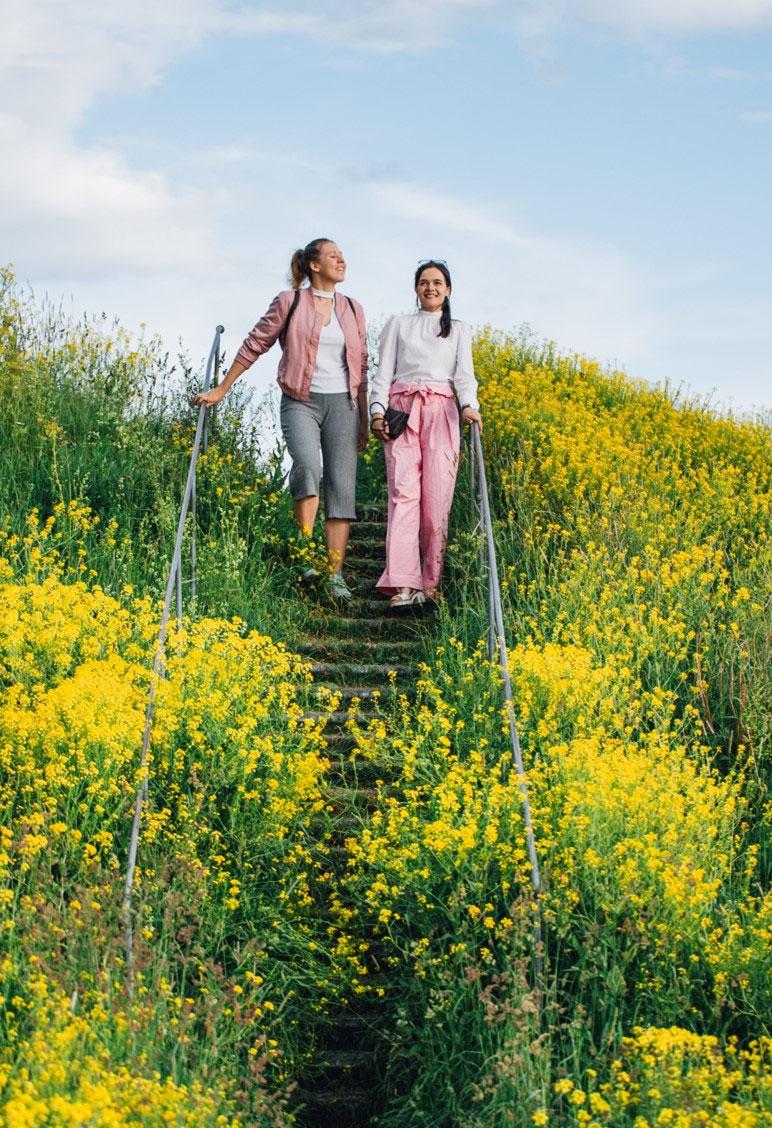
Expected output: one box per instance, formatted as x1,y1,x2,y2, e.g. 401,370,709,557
0,268,769,1125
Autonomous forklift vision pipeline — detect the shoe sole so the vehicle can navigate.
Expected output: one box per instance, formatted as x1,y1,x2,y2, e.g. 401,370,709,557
390,594,426,608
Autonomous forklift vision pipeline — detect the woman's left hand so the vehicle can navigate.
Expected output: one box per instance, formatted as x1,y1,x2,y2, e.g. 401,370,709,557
462,407,483,433
357,420,370,451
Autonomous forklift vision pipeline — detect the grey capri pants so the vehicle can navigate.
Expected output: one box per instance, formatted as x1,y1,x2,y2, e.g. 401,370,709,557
280,392,360,520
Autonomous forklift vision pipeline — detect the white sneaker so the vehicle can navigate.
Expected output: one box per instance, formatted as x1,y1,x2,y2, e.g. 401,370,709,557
327,572,352,601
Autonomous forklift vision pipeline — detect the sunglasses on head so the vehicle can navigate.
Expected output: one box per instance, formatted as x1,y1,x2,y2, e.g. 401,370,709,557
416,258,448,269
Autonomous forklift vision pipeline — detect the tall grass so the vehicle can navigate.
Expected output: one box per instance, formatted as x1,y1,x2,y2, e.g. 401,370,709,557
1,271,770,1126
334,330,770,1124
0,266,312,637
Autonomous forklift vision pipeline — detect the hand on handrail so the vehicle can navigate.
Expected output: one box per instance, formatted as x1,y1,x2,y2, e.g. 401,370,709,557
463,406,483,433
193,385,226,409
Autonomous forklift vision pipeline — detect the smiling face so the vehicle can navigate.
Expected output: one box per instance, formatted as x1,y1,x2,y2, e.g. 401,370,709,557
416,266,451,312
309,242,347,288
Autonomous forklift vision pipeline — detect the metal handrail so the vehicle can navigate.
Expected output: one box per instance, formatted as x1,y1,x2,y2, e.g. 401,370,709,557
468,423,544,980
122,325,224,988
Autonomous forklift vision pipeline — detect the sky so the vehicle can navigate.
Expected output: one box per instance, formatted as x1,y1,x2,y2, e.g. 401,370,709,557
2,0,771,415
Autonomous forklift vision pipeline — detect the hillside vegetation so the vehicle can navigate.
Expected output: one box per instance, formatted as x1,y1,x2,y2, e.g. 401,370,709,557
0,268,769,1125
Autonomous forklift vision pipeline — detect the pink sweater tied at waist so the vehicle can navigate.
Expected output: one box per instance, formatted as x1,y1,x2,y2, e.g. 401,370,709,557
388,381,457,432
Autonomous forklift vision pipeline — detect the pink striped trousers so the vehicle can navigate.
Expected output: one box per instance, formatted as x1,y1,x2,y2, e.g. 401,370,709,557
376,382,461,595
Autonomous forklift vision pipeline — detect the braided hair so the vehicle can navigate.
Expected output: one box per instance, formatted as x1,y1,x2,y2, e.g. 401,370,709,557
414,260,452,339
289,237,333,289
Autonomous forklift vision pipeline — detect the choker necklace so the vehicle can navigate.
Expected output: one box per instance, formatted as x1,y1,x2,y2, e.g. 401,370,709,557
312,288,335,300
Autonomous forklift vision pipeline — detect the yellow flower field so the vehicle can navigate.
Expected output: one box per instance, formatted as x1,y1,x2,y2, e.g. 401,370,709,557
332,333,770,1123
1,274,769,1124
0,576,344,1124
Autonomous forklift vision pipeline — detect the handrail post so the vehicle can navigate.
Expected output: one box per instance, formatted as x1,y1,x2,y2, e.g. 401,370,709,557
468,429,476,500
176,558,183,631
196,329,222,596
487,565,496,661
190,474,197,603
122,324,223,994
203,332,223,456
469,423,544,985
467,431,494,654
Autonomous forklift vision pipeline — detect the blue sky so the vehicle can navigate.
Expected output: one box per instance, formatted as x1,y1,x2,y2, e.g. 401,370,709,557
3,1,771,414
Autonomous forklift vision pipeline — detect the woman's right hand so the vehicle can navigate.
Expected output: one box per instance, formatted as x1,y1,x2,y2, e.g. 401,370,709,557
371,414,391,442
193,385,226,408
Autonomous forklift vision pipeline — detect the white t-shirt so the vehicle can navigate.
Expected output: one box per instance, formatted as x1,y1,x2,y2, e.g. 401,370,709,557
370,311,479,413
310,307,349,394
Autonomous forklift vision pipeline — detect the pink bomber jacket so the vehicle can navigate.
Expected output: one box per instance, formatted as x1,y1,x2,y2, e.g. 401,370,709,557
235,288,368,402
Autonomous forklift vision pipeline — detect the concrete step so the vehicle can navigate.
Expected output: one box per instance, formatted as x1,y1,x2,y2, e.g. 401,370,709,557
301,708,392,733
322,1002,390,1038
300,708,384,739
323,784,379,809
311,685,392,703
325,757,396,787
311,1048,380,1073
327,844,354,867
345,597,387,611
320,730,358,751
294,1084,380,1128
311,684,409,702
357,505,386,522
300,710,352,728
320,734,396,784
346,555,383,573
351,520,386,537
346,597,434,618
311,660,415,683
315,803,385,838
297,637,422,659
322,614,423,638
346,536,385,559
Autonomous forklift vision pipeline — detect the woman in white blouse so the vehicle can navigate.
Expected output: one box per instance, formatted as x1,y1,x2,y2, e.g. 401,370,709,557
370,260,483,607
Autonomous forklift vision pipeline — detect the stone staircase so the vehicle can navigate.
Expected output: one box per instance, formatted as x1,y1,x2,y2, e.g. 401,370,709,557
291,510,429,1127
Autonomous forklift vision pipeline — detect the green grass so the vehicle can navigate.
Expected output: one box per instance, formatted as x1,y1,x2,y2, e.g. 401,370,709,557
0,267,319,640
1,269,770,1127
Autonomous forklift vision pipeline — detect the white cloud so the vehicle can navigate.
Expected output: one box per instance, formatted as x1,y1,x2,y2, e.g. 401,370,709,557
0,0,227,128
1,0,497,94
370,182,534,248
515,0,772,39
576,0,772,33
2,0,769,416
235,1,772,48
741,109,772,122
233,1,496,52
0,0,497,286
0,1,231,279
365,178,657,362
5,0,772,139
0,119,218,276
660,61,772,81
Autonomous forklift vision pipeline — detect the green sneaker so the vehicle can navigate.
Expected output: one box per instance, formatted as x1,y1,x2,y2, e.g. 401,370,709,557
327,572,352,601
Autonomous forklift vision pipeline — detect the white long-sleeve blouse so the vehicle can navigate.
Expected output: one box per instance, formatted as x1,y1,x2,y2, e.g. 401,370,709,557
370,311,480,415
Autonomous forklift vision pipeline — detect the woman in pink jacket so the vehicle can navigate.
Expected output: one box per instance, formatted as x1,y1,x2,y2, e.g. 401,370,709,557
195,238,369,600
370,260,482,607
